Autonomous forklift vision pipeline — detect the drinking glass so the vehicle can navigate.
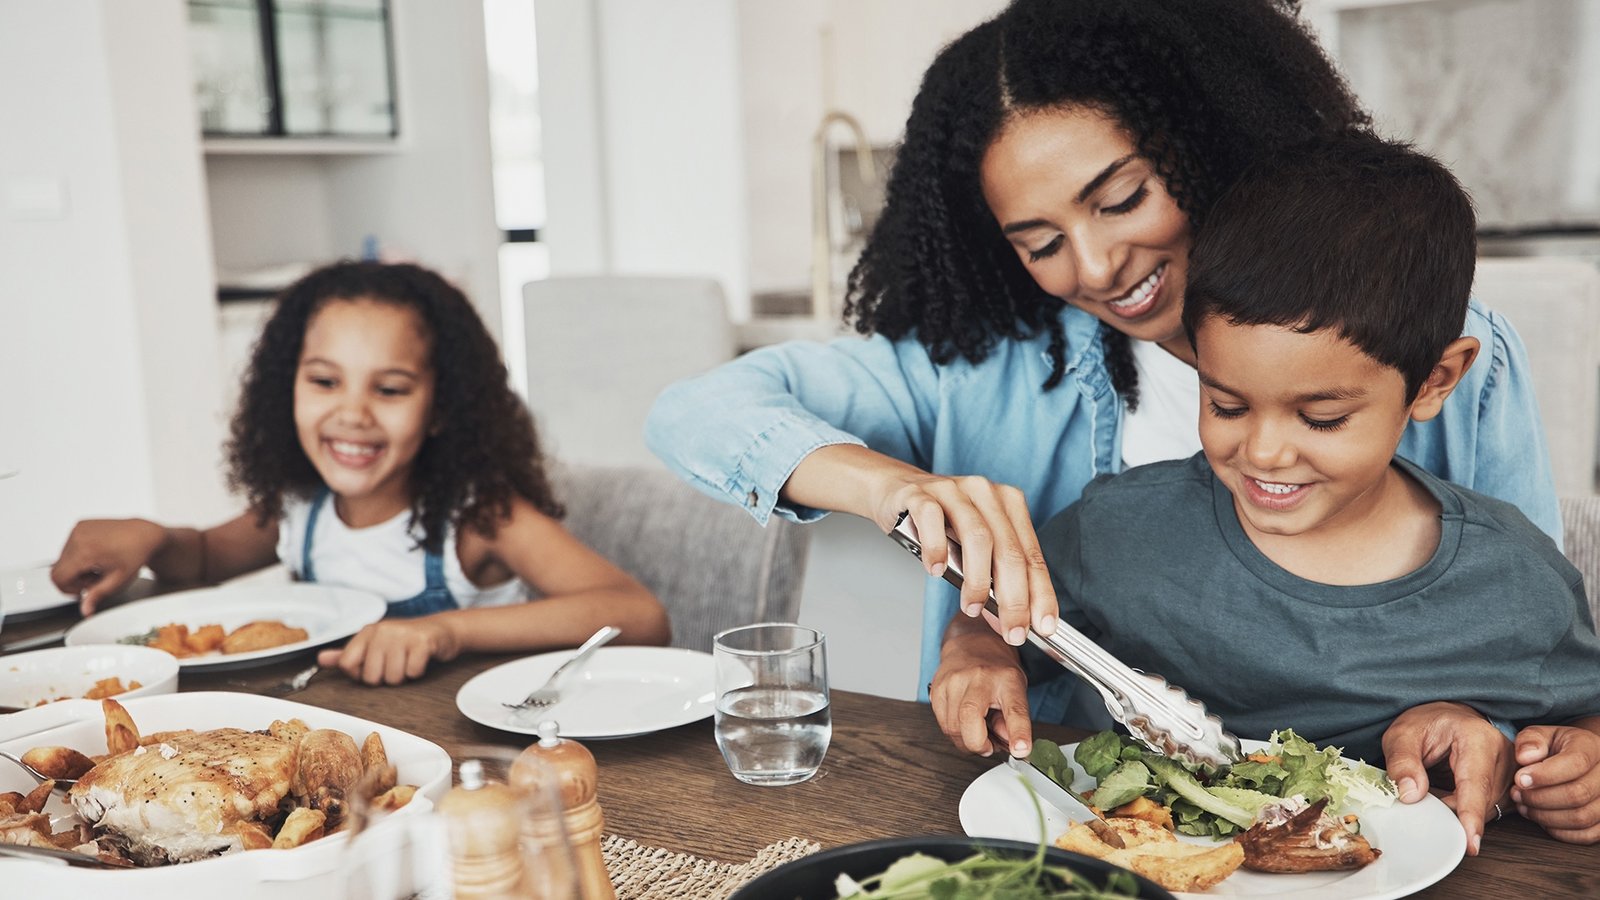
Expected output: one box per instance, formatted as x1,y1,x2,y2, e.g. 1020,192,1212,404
343,745,579,899
713,622,831,786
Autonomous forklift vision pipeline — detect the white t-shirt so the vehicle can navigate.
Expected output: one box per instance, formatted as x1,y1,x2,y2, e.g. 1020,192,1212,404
1119,338,1202,470
276,496,526,608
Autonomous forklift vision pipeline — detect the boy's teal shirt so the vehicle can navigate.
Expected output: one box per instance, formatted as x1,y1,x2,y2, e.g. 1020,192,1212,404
645,301,1562,718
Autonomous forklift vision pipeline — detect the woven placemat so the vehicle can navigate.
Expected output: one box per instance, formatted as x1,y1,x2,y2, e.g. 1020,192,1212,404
603,833,821,899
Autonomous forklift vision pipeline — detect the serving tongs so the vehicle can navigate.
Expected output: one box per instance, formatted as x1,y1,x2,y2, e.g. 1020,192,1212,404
890,512,1242,772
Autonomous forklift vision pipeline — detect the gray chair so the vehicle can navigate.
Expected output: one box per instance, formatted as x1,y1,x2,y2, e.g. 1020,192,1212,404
549,463,810,653
1560,495,1600,625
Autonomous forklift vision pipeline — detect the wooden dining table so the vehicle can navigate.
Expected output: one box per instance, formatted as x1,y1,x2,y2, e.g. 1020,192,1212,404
3,607,1597,898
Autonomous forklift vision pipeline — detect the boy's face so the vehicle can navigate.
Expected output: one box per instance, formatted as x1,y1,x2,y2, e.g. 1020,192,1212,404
1194,317,1417,541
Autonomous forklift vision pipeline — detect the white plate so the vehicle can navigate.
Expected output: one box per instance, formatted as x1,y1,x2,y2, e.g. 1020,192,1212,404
456,645,715,739
64,583,386,671
0,644,179,709
0,691,452,900
0,562,77,620
959,740,1466,899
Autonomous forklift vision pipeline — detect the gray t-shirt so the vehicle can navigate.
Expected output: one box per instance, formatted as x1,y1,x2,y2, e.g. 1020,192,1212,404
1037,453,1599,764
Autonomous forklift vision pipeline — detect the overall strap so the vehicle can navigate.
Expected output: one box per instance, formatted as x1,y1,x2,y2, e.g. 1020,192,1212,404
301,488,331,582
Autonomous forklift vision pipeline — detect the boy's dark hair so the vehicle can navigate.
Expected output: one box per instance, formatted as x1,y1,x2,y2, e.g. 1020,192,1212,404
845,0,1367,405
227,260,563,553
1181,131,1477,401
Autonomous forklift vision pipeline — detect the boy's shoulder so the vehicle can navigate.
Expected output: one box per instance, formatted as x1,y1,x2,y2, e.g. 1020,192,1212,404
1402,458,1580,585
1049,453,1215,533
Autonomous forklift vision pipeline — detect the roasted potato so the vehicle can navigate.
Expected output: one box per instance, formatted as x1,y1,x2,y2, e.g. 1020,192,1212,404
294,729,363,820
0,792,23,815
1111,795,1176,832
1056,817,1244,893
139,729,197,747
18,782,54,814
102,698,140,755
272,807,327,849
184,624,227,654
361,732,396,797
230,821,274,851
21,746,96,781
149,623,192,658
370,784,417,812
269,718,311,745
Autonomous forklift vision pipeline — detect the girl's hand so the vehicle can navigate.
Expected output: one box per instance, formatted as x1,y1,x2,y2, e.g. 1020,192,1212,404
931,612,1034,758
1510,723,1600,844
868,469,1056,648
1382,701,1516,856
51,519,168,615
318,615,462,685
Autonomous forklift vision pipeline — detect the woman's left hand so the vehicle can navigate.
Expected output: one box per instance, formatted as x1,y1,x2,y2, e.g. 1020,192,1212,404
318,615,462,685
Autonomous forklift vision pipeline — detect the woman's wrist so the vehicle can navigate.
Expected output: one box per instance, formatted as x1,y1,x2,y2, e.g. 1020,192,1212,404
783,444,925,523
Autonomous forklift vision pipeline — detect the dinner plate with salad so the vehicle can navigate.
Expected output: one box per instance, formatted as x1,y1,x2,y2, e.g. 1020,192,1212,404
959,730,1465,899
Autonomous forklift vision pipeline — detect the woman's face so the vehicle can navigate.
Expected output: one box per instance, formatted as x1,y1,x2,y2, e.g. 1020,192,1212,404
980,105,1191,348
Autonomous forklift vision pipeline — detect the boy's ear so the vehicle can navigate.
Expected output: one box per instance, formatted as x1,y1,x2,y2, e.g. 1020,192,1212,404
1409,336,1480,422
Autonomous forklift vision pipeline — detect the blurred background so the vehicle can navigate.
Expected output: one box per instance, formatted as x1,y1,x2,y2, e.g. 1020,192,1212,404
2,0,1596,699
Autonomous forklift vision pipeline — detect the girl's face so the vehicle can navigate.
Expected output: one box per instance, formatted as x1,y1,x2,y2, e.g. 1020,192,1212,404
980,105,1192,351
294,298,436,524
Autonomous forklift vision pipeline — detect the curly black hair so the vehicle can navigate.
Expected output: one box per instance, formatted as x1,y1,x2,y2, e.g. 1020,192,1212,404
844,0,1368,407
226,260,562,554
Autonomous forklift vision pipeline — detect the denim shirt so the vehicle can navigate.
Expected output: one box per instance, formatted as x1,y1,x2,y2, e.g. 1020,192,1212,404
645,299,1562,723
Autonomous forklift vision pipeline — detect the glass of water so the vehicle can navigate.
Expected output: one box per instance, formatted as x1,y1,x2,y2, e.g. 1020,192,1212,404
713,622,831,786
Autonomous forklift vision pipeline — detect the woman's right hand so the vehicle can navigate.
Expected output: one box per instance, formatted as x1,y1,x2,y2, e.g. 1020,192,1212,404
50,519,167,615
783,444,1058,645
932,613,1034,757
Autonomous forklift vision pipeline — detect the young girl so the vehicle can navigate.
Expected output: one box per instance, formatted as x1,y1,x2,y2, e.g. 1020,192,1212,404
51,261,671,684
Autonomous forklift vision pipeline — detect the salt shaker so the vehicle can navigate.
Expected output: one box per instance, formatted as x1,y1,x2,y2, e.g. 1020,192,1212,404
438,759,533,900
513,721,616,900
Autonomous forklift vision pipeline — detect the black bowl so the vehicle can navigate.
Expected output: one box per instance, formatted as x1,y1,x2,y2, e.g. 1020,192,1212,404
729,835,1177,899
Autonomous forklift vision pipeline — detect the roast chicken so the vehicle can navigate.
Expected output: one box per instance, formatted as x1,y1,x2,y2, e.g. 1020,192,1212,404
69,728,299,865
1237,796,1381,873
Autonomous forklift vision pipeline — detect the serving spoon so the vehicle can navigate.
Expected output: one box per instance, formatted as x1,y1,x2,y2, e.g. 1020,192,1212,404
0,748,77,791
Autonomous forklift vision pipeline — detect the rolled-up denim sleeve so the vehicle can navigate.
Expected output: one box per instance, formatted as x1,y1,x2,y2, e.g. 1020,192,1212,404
1473,309,1563,544
644,336,941,525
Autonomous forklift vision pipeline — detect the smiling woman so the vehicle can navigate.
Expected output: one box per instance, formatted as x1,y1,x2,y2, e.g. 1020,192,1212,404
644,0,1563,745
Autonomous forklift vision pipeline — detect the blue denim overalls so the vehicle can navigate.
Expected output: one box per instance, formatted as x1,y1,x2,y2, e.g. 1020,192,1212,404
301,489,460,617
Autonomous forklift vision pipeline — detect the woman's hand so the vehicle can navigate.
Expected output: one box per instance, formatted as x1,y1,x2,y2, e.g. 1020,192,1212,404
782,444,1057,646
931,613,1034,757
1382,701,1517,856
51,519,168,615
1510,720,1600,844
318,615,462,685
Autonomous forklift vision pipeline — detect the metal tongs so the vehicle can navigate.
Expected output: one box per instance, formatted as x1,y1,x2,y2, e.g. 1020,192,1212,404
890,512,1242,772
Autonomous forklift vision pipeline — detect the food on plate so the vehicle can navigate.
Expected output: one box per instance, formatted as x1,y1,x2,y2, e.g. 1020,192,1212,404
1236,796,1380,873
1029,729,1392,889
832,844,1142,898
222,621,310,654
120,620,309,658
0,699,418,866
29,676,145,706
1055,817,1244,893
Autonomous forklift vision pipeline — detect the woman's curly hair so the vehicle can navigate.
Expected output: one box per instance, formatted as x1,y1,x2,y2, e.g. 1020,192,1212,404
226,261,562,553
844,0,1368,407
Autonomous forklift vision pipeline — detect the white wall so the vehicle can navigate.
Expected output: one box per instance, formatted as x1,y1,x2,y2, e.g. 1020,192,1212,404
535,0,751,318
738,0,1007,297
0,0,229,567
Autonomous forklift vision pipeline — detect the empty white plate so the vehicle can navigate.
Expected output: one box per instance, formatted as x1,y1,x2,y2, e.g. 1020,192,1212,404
456,645,715,739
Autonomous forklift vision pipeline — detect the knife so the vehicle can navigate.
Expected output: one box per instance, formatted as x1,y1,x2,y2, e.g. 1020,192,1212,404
1006,755,1126,849
0,627,69,655
889,511,1242,772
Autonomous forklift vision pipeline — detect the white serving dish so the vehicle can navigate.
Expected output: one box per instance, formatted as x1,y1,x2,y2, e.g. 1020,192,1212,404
0,645,179,710
0,692,452,899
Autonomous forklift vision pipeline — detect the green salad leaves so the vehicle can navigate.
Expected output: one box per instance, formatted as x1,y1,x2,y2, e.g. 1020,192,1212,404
1030,730,1397,839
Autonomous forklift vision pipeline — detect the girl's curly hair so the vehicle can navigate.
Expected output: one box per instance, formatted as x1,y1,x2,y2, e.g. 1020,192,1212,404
226,261,562,554
844,0,1368,407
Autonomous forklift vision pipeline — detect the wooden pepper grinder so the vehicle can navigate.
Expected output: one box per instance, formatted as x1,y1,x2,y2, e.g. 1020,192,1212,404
513,720,616,900
437,758,534,900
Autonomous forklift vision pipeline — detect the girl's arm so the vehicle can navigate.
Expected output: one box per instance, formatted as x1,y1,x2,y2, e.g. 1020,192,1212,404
442,497,671,654
52,511,280,614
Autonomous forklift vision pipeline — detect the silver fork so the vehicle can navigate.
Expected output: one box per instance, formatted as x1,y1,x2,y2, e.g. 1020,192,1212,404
0,748,78,792
502,625,620,710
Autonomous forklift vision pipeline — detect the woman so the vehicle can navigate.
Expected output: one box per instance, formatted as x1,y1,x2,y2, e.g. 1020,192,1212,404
645,0,1557,725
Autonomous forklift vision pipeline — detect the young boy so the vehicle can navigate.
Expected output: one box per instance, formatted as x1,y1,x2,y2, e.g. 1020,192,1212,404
932,132,1600,853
